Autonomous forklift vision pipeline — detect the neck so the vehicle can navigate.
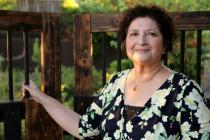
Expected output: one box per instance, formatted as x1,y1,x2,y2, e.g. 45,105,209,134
132,63,163,81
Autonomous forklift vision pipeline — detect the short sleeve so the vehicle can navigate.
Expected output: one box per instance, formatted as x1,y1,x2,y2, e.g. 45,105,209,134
78,74,117,138
180,80,210,139
79,95,103,138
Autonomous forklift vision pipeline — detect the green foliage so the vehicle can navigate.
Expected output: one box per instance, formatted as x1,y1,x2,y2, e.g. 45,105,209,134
61,65,102,108
0,0,16,10
77,0,127,13
0,68,24,101
107,58,133,73
122,0,210,12
60,65,74,108
167,31,210,79
92,66,102,94
32,38,40,66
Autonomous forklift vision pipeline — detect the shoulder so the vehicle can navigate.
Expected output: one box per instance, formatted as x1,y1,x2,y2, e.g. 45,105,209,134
102,69,130,90
99,69,130,102
172,72,207,106
107,69,130,83
169,71,204,101
172,71,201,91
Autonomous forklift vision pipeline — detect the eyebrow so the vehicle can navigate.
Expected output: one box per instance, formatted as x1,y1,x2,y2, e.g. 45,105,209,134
127,29,159,32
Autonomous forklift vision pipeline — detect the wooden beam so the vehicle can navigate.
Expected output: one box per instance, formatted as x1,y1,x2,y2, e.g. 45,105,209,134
73,14,92,97
24,13,63,140
90,11,210,32
0,10,42,31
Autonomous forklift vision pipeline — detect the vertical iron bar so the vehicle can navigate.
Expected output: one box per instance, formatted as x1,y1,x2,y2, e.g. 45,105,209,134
117,32,122,72
196,30,202,85
102,32,107,86
7,31,13,101
23,30,30,98
163,50,168,66
180,31,185,73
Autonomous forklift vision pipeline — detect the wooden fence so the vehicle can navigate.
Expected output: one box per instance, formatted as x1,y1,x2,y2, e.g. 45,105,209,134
0,10,210,140
0,10,63,140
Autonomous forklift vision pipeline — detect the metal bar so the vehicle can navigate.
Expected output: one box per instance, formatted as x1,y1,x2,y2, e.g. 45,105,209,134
117,32,121,72
7,31,13,101
163,50,168,66
196,30,202,85
4,102,22,140
102,32,107,86
180,31,185,73
23,30,30,98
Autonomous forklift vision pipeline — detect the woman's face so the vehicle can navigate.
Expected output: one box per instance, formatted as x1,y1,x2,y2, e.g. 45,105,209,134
125,17,164,65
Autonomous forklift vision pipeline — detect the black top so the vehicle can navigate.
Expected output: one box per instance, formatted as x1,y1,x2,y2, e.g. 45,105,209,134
124,105,145,122
79,69,210,139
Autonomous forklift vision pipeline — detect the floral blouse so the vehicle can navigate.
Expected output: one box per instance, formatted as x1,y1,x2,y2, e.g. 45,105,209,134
79,69,210,139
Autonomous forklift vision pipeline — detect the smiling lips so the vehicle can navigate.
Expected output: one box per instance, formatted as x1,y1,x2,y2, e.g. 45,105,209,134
133,48,150,53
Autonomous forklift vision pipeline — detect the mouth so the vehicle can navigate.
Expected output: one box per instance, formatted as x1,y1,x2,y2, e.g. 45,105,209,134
133,48,149,53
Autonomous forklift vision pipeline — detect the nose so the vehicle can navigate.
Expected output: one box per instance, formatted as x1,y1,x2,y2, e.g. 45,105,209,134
136,34,148,46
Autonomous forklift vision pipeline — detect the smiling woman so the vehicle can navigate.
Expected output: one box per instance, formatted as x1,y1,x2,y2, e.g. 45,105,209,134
22,4,210,140
125,17,164,65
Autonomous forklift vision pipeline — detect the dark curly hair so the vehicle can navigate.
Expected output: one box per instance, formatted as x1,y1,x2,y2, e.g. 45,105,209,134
119,5,175,51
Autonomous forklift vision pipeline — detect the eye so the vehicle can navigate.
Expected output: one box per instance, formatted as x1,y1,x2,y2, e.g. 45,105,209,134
146,32,156,37
130,32,138,36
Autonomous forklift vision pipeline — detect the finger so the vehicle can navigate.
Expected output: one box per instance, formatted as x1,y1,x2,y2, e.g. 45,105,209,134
21,89,26,97
29,80,37,87
23,85,30,92
22,81,26,87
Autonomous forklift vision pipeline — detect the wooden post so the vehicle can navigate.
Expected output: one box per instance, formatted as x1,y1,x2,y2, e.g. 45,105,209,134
73,13,92,114
25,13,63,140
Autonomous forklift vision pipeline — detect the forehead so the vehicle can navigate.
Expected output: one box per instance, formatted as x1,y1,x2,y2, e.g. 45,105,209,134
128,17,160,31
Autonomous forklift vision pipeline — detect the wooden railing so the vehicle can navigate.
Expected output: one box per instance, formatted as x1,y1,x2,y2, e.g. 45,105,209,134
73,11,210,115
0,10,210,140
0,10,62,140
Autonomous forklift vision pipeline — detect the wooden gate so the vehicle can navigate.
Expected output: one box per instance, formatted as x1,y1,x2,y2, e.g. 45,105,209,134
0,10,63,140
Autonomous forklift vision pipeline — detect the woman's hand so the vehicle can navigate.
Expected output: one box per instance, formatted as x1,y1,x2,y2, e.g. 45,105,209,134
22,80,45,103
22,80,82,138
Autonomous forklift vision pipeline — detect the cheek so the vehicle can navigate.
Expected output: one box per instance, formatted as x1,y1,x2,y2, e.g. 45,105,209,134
125,40,133,51
125,42,132,55
125,42,134,60
153,41,164,56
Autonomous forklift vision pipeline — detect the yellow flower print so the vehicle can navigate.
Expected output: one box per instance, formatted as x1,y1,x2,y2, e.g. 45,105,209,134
195,103,210,124
181,122,190,133
126,121,133,133
139,108,154,120
114,95,122,106
108,113,114,120
102,82,113,93
114,130,121,139
179,79,184,86
90,103,102,115
143,131,154,139
162,115,168,122
184,95,198,110
151,88,171,107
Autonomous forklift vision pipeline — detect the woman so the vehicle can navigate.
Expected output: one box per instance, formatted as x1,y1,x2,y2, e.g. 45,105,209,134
22,5,210,139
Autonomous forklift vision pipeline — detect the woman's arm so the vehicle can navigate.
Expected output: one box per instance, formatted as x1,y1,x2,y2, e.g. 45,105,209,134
22,81,83,139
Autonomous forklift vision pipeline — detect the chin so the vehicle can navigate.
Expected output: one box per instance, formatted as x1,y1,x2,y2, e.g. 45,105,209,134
133,54,151,63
